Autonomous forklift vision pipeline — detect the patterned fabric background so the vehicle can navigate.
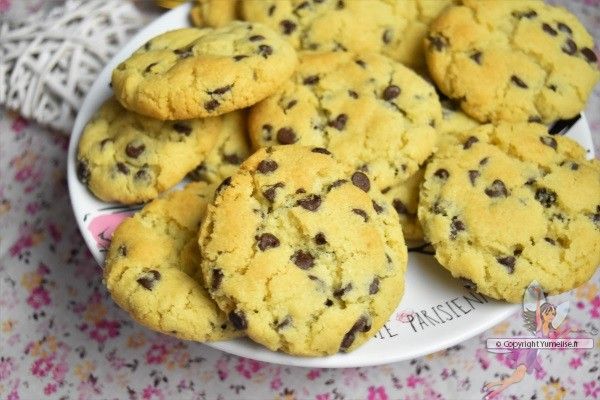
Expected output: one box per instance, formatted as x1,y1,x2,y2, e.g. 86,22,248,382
1,1,599,399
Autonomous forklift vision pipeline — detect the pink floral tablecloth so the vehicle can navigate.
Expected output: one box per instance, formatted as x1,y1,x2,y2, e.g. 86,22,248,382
1,1,599,399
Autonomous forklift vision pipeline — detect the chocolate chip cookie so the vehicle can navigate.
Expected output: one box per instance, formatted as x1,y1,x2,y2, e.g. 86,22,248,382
112,22,297,120
105,182,242,341
241,0,457,69
186,110,251,184
76,97,220,204
418,123,600,302
425,0,600,124
198,145,407,355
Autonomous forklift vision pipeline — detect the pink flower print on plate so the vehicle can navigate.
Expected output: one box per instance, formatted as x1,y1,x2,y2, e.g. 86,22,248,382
84,206,140,252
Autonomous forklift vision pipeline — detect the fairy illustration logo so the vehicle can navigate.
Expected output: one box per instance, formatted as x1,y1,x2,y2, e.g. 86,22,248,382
482,281,594,400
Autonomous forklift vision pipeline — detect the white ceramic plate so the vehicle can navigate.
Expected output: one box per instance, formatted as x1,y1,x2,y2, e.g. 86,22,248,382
67,3,596,368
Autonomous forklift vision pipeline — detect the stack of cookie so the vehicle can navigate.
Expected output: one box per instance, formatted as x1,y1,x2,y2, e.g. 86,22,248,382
76,0,600,356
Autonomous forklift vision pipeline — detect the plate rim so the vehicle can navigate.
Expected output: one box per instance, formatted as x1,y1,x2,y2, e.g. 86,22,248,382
66,2,594,368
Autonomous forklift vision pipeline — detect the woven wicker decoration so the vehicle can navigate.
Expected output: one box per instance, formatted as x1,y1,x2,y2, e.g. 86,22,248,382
0,0,147,134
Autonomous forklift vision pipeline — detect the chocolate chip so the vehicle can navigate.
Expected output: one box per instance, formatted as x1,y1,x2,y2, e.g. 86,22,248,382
382,85,401,101
528,116,542,123
311,147,331,155
117,245,127,256
542,23,557,36
325,299,333,307
268,4,276,15
496,256,516,273
116,162,129,175
392,199,408,215
249,35,264,41
463,136,479,149
144,41,151,50
256,233,280,251
334,283,352,298
280,20,296,35
434,168,450,180
257,159,278,174
314,232,327,245
581,47,598,63
295,188,306,194
511,75,528,89
340,316,369,351
480,157,489,166
512,9,537,19
76,160,90,184
372,200,383,214
211,269,223,290
428,34,447,51
431,201,446,215
276,127,297,144
173,122,192,135
562,39,577,55
137,270,161,290
535,188,557,208
292,250,314,269
263,182,284,202
590,205,600,226
223,153,242,165
348,90,358,99
557,22,572,34
276,316,292,330
211,85,232,95
134,168,149,181
258,44,273,58
548,84,557,92
205,99,220,111
539,136,557,150
544,237,556,245
229,310,247,330
329,179,347,190
144,62,157,73
382,29,392,44
352,208,368,222
297,194,321,211
484,179,508,198
470,51,482,64
468,170,480,186
355,59,367,68
329,114,348,130
460,278,477,291
174,46,193,58
215,176,232,196
369,278,380,295
336,0,344,9
449,216,465,240
125,143,145,158
303,75,319,85
233,55,248,61
295,1,309,10
284,100,297,110
351,171,370,192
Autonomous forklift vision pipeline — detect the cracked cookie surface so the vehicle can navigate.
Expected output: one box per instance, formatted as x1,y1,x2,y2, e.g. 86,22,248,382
248,51,441,196
198,145,407,355
425,0,600,124
418,123,600,302
241,0,458,69
77,97,221,204
186,110,252,184
112,22,298,120
104,182,242,342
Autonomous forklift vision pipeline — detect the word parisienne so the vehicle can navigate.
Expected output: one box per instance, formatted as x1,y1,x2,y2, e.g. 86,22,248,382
375,290,489,338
